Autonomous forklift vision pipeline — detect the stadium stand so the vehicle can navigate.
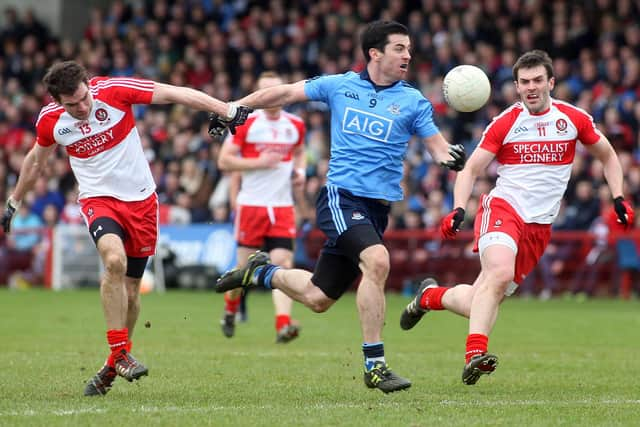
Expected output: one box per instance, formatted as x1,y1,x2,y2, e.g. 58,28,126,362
0,0,638,297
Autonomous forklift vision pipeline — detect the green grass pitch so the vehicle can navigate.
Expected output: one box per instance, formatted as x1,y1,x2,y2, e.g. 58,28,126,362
0,288,638,426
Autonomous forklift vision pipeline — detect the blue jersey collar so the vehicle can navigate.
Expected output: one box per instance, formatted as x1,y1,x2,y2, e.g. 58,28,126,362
359,69,400,92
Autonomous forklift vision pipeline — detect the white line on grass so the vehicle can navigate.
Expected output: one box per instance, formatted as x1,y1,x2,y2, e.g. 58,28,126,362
1,400,639,417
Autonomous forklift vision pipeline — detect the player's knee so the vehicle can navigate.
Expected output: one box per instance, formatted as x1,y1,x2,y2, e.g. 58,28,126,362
485,266,515,292
307,298,333,313
103,253,126,277
360,246,390,281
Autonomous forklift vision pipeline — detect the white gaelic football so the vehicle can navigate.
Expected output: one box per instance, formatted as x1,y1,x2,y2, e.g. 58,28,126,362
442,65,491,112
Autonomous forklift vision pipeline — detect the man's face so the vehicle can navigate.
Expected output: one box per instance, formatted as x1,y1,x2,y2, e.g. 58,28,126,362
58,83,93,121
376,34,411,81
515,65,555,114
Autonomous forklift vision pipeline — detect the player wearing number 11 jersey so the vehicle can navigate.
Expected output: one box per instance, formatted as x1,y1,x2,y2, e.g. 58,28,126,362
401,49,634,386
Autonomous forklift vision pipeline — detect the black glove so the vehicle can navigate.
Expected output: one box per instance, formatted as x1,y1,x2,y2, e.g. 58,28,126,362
613,196,634,228
208,104,253,137
440,144,466,171
2,198,19,233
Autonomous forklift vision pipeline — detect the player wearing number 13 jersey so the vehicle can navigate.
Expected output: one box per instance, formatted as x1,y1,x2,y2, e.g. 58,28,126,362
2,61,245,396
401,50,633,386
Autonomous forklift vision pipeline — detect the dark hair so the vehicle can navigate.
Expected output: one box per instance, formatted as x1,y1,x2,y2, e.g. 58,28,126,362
512,50,554,81
360,20,409,62
42,61,89,102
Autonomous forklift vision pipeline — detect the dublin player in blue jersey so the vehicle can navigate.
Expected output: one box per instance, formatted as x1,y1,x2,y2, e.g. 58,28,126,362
212,20,466,393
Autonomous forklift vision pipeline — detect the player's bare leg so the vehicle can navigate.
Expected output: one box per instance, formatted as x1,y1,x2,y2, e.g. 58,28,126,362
98,234,128,331
355,245,388,344
124,276,141,335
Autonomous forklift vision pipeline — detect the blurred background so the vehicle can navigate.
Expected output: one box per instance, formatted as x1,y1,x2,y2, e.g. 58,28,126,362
0,0,638,299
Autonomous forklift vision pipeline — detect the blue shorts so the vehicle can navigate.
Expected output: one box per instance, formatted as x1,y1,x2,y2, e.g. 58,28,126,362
315,185,390,255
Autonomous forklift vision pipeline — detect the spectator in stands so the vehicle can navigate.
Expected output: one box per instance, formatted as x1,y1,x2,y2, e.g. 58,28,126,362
563,179,601,230
213,20,466,394
1,60,250,397
6,197,42,252
401,50,634,386
60,187,83,225
0,0,638,298
30,176,64,221
3,197,42,288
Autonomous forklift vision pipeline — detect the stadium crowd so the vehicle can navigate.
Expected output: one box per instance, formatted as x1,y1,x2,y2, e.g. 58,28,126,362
1,0,639,294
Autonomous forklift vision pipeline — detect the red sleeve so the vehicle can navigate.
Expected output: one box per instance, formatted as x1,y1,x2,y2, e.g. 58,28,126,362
35,107,62,147
91,76,155,106
479,107,520,154
555,102,601,146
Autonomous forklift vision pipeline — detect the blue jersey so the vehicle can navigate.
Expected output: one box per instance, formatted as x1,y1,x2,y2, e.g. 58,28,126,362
304,70,439,201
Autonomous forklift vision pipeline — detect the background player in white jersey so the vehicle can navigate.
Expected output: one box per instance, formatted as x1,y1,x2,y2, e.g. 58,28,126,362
0,61,250,396
400,50,635,385
211,21,466,393
217,71,306,343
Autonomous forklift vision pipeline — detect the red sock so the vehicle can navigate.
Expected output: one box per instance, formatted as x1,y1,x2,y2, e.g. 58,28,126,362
106,340,132,368
419,287,449,310
107,328,129,362
224,293,242,314
465,333,488,363
275,314,290,331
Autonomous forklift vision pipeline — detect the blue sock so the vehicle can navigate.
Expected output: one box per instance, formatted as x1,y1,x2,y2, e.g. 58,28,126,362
251,264,280,289
362,342,385,371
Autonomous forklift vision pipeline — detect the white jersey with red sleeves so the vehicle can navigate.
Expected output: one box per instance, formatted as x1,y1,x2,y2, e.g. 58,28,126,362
35,76,156,201
229,110,305,207
479,98,602,223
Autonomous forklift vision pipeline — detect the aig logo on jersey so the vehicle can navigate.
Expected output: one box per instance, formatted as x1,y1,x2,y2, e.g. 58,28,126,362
342,107,392,142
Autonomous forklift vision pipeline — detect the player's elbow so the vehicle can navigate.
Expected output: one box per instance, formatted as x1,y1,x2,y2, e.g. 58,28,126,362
217,157,231,171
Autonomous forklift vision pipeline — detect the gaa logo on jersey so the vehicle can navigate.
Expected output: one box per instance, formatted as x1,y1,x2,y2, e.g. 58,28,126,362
95,108,109,122
342,107,392,142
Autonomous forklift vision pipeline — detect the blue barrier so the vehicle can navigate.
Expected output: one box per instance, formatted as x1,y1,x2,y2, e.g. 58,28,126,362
158,223,237,273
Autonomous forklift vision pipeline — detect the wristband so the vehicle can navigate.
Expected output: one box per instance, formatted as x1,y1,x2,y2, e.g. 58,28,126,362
7,196,21,210
226,103,238,120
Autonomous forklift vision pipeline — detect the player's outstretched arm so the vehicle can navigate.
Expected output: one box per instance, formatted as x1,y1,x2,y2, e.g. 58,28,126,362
236,80,309,111
151,82,231,117
423,133,466,171
3,144,56,232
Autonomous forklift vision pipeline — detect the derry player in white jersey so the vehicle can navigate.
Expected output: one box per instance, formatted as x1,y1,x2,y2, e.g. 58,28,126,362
0,61,251,397
217,72,307,343
400,50,634,385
